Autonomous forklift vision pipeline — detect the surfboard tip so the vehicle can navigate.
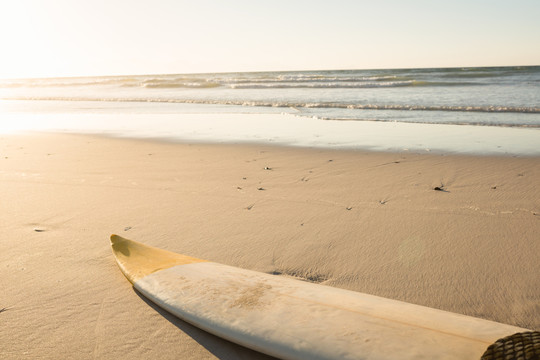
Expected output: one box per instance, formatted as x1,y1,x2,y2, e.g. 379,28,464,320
110,234,206,284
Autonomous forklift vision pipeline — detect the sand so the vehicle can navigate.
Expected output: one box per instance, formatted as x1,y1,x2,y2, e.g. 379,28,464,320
1,133,539,359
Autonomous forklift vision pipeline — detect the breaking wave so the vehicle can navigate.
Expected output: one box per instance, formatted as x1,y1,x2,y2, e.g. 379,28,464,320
9,96,540,115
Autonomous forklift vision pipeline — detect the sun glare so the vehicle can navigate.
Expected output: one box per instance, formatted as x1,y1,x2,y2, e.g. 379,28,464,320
1,1,539,80
0,2,85,79
0,4,38,79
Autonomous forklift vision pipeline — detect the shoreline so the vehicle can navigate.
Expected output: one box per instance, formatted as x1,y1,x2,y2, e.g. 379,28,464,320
62,129,540,159
1,106,539,156
1,132,538,359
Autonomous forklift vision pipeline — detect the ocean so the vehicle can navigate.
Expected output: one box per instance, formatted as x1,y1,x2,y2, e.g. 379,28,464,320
1,66,539,154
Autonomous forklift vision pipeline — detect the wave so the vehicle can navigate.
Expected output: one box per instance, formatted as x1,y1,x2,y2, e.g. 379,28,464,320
217,75,412,84
273,74,412,82
440,72,506,79
141,82,221,89
3,66,537,90
0,78,484,90
0,76,143,88
437,66,540,78
229,81,416,89
7,96,540,115
340,103,540,114
230,80,485,89
2,70,506,90
309,116,540,128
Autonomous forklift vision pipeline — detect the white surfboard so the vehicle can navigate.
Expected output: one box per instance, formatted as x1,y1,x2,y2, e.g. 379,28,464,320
110,234,529,359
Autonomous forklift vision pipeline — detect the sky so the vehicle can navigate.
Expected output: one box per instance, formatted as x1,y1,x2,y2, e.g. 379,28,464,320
0,0,539,79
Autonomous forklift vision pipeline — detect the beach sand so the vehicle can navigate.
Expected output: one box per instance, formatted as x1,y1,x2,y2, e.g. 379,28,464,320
1,133,539,359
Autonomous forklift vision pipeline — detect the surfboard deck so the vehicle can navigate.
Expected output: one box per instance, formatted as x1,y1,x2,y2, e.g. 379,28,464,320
110,234,528,360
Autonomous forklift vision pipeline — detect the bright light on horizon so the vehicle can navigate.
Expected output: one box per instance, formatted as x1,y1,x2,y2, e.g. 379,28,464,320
0,0,539,79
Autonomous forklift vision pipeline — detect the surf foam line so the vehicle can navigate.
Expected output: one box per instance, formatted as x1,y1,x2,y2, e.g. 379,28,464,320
6,96,540,115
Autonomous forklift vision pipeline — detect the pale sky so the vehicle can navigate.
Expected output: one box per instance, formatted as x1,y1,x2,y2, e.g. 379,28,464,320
0,0,539,79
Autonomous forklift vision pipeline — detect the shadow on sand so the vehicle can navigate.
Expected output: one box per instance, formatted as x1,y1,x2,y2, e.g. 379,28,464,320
134,288,278,360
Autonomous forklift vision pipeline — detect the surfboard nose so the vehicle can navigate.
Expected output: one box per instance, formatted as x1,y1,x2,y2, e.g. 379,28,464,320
110,234,205,284
110,234,128,254
110,234,122,245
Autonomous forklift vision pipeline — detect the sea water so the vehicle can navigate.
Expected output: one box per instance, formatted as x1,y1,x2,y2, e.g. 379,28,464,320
0,66,539,154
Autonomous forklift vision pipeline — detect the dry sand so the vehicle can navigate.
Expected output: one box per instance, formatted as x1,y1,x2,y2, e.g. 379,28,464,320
1,133,539,359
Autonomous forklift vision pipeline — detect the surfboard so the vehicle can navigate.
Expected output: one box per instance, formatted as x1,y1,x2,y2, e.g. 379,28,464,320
110,234,529,360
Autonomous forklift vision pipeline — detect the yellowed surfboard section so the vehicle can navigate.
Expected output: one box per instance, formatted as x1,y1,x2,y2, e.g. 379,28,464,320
110,234,206,284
